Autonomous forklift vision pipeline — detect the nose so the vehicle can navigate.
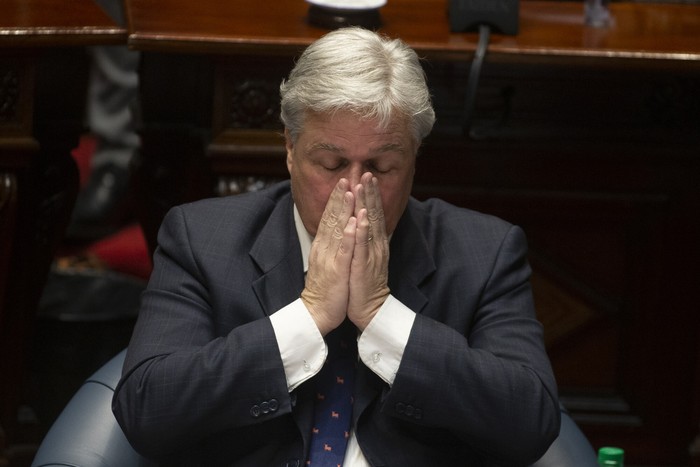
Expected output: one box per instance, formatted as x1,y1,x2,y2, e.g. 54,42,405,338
345,163,364,190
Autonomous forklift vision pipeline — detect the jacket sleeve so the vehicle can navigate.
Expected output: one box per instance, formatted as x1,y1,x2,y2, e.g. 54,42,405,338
111,206,292,459
382,225,560,465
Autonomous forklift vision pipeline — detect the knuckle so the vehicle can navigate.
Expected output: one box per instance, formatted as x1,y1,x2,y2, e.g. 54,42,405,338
368,208,384,223
322,211,339,227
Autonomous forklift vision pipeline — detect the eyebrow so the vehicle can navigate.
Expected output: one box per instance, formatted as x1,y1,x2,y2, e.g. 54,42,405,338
375,143,408,155
307,142,408,155
308,142,343,154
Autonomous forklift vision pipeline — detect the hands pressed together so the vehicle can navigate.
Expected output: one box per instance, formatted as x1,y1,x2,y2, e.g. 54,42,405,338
301,172,390,335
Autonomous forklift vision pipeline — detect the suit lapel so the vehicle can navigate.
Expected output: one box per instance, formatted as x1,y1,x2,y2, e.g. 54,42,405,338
248,193,314,449
387,202,435,315
249,194,305,316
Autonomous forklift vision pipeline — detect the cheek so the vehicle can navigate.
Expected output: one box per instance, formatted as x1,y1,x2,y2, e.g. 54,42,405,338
294,171,337,233
311,184,334,214
379,180,412,234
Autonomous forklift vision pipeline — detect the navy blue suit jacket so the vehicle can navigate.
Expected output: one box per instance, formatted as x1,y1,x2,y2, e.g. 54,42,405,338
113,181,559,466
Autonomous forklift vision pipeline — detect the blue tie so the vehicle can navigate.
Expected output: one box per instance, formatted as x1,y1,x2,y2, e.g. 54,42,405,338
307,320,357,466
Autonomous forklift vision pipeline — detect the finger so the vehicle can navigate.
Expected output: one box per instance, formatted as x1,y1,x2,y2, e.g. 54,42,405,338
354,174,368,217
317,178,352,244
332,191,355,243
339,215,357,264
355,208,371,247
353,208,371,268
363,174,387,240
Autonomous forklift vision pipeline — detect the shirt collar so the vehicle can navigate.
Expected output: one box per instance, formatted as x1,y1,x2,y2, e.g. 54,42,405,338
293,204,313,273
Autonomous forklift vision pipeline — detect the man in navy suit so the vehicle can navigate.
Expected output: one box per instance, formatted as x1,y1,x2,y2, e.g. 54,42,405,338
113,27,560,466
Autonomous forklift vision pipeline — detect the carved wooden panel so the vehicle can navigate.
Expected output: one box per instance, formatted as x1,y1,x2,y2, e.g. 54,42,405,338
0,55,34,141
209,55,291,181
0,69,20,122
0,48,90,455
0,173,17,329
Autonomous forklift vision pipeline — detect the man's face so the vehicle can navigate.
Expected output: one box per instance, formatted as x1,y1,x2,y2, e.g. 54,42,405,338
286,110,417,237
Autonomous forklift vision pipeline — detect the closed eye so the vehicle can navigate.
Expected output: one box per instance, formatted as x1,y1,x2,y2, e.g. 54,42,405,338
321,159,347,171
366,160,395,174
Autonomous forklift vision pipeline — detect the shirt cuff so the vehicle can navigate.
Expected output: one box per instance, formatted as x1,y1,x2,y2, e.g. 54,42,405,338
358,294,415,385
270,298,327,391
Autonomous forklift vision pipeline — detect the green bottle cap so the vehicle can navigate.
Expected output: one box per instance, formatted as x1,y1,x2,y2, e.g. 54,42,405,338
598,446,624,465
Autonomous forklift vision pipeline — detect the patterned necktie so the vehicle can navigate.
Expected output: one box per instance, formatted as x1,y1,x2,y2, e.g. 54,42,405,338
307,319,357,466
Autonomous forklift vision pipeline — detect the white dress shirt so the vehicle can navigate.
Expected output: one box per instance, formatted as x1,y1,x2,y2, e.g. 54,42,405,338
269,205,416,466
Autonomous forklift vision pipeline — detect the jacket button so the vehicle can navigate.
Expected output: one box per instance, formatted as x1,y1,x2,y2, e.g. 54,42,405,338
414,408,423,420
269,398,279,412
395,402,405,414
405,405,414,417
250,405,261,418
284,459,300,467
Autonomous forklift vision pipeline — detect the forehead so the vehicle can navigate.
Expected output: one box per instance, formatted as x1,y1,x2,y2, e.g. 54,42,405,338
300,111,414,154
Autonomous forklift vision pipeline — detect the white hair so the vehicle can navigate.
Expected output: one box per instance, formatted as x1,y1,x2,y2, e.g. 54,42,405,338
280,27,435,145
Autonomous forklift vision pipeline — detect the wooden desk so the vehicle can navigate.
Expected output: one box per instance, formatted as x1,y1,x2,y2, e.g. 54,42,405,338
1,0,125,460
126,1,700,463
126,0,700,60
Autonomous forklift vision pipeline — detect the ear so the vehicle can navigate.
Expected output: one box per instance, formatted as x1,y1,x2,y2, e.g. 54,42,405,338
284,128,294,175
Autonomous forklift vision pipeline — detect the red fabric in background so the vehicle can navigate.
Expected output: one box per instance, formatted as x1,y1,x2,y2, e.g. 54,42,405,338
86,224,152,280
72,134,96,189
70,135,152,281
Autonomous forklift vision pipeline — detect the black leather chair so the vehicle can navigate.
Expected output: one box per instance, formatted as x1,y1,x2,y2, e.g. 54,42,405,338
32,350,597,466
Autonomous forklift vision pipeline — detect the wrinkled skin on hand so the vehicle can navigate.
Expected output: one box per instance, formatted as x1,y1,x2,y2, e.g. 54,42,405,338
301,174,390,335
348,172,390,331
301,178,356,335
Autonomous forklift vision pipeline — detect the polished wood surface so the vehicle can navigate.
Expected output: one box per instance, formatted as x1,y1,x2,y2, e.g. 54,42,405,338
126,0,700,61
1,2,126,463
1,0,125,47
